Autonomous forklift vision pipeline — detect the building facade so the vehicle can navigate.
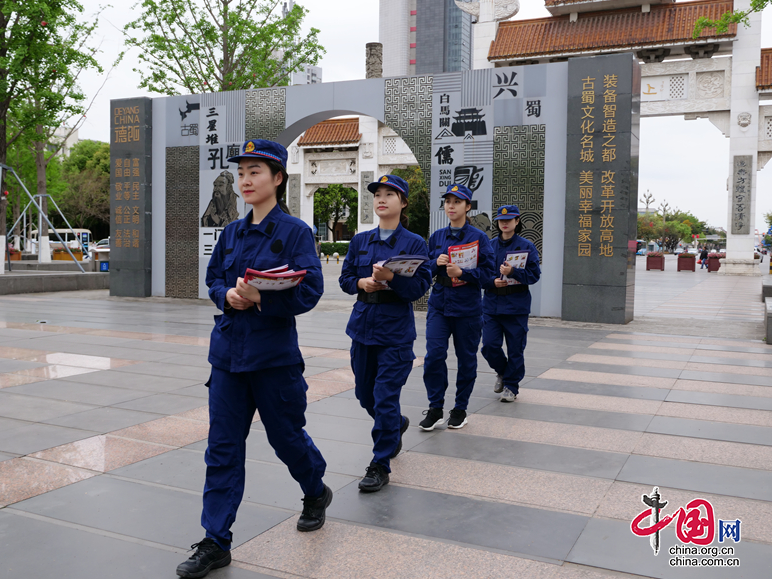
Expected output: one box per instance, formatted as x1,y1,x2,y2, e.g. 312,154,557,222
380,0,472,76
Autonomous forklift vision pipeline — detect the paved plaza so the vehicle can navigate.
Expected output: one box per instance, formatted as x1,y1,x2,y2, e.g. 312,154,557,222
0,256,770,578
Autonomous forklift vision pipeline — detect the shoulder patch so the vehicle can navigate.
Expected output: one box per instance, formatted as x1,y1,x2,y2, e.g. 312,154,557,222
270,239,283,254
265,222,276,235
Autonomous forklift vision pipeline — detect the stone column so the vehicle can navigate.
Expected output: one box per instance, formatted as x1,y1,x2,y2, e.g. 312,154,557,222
366,43,383,79
721,0,762,276
358,116,380,233
379,0,410,77
472,1,498,70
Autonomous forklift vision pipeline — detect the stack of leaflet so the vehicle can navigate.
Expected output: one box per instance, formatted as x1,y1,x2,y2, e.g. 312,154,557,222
503,251,529,285
375,255,429,287
244,265,306,291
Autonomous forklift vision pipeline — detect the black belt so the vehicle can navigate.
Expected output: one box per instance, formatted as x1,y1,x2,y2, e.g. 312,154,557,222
489,285,528,295
357,290,405,304
434,276,454,287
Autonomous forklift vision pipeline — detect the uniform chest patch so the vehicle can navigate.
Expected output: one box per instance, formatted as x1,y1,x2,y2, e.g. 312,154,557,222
271,239,283,253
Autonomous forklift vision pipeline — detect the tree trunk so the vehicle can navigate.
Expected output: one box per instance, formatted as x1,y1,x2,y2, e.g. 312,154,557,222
35,133,51,263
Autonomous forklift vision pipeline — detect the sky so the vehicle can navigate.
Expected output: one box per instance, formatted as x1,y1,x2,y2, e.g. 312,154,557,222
75,0,772,232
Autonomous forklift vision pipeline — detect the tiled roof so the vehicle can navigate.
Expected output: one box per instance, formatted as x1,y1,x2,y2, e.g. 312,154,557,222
758,48,772,90
488,0,736,61
545,0,673,6
297,118,361,147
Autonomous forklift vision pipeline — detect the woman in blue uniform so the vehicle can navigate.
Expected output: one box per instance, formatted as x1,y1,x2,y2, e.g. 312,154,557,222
177,140,330,579
481,205,541,402
419,184,495,431
339,175,431,492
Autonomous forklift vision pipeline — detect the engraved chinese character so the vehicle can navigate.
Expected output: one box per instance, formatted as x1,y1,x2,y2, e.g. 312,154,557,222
602,185,615,197
581,119,594,134
581,106,594,119
603,104,616,118
600,215,614,229
579,215,592,228
578,229,592,243
114,127,128,143
580,187,593,199
604,89,617,103
601,171,615,184
581,77,595,91
526,100,541,118
601,199,615,213
578,244,591,257
602,148,617,163
580,149,594,163
128,125,140,142
600,230,614,243
579,171,593,184
579,199,593,212
600,243,613,257
581,91,595,105
602,119,617,133
603,74,618,88
115,168,123,178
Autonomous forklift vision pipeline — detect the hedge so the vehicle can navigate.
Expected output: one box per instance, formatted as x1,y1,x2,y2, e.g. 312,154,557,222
320,242,350,256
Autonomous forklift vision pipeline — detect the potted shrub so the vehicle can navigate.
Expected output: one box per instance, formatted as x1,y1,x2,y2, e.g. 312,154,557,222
677,252,696,271
707,252,724,272
646,251,665,271
7,247,21,261
52,247,83,261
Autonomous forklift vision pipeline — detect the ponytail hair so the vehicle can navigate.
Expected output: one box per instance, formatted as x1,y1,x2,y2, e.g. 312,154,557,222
399,192,410,228
264,159,291,215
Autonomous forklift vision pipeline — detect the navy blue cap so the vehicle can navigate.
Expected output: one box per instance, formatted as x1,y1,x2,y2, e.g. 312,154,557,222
493,205,521,220
227,139,288,167
441,184,473,201
367,175,409,198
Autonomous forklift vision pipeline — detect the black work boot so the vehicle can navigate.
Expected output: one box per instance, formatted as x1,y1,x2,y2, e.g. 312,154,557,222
297,484,333,532
389,415,410,458
176,538,231,578
359,461,390,492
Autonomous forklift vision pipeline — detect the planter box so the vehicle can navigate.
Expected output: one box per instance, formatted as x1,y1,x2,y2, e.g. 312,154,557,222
707,258,721,272
8,252,21,261
52,250,83,262
646,256,665,271
677,257,696,271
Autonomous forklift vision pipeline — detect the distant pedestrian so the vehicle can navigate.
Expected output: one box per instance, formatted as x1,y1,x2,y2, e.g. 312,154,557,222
481,205,541,402
700,247,708,269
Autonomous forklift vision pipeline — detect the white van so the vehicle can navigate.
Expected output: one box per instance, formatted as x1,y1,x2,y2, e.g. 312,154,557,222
30,229,92,253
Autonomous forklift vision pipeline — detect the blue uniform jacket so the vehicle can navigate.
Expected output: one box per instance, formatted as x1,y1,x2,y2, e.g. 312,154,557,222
427,222,495,317
206,205,323,373
339,224,431,346
482,234,541,316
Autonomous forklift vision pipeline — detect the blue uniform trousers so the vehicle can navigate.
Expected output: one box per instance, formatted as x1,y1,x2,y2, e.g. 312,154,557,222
350,341,414,471
423,310,482,411
202,364,326,550
481,314,528,393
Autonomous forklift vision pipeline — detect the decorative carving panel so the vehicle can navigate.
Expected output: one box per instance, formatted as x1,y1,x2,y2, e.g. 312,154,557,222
165,146,200,299
360,171,374,224
384,76,433,178
493,125,546,258
245,88,286,141
287,174,301,218
696,71,724,98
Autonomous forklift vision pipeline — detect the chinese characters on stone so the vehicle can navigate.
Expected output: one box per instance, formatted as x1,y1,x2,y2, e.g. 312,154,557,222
113,106,141,144
578,74,618,258
113,158,142,248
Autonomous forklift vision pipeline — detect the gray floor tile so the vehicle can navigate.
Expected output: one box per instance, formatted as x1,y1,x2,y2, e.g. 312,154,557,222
12,476,292,550
43,407,162,432
328,482,589,562
556,361,683,379
112,361,211,382
146,353,212,368
58,370,203,392
618,455,772,502
567,517,767,579
0,416,32,433
689,354,772,369
0,392,96,422
0,451,16,462
113,448,354,511
477,401,654,432
0,422,96,455
525,378,669,401
0,510,269,579
411,432,629,479
301,357,351,369
2,380,150,406
170,383,210,398
665,390,772,412
112,393,207,415
646,416,772,446
678,370,772,388
303,365,336,377
0,359,46,373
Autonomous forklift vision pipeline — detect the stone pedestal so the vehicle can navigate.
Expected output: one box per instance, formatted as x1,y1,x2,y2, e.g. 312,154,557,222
717,258,761,276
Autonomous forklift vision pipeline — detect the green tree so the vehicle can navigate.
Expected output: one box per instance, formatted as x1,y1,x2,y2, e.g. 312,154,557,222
661,220,691,253
123,0,325,95
0,0,90,189
392,165,430,239
637,214,660,243
313,184,357,241
693,0,766,37
57,140,111,238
